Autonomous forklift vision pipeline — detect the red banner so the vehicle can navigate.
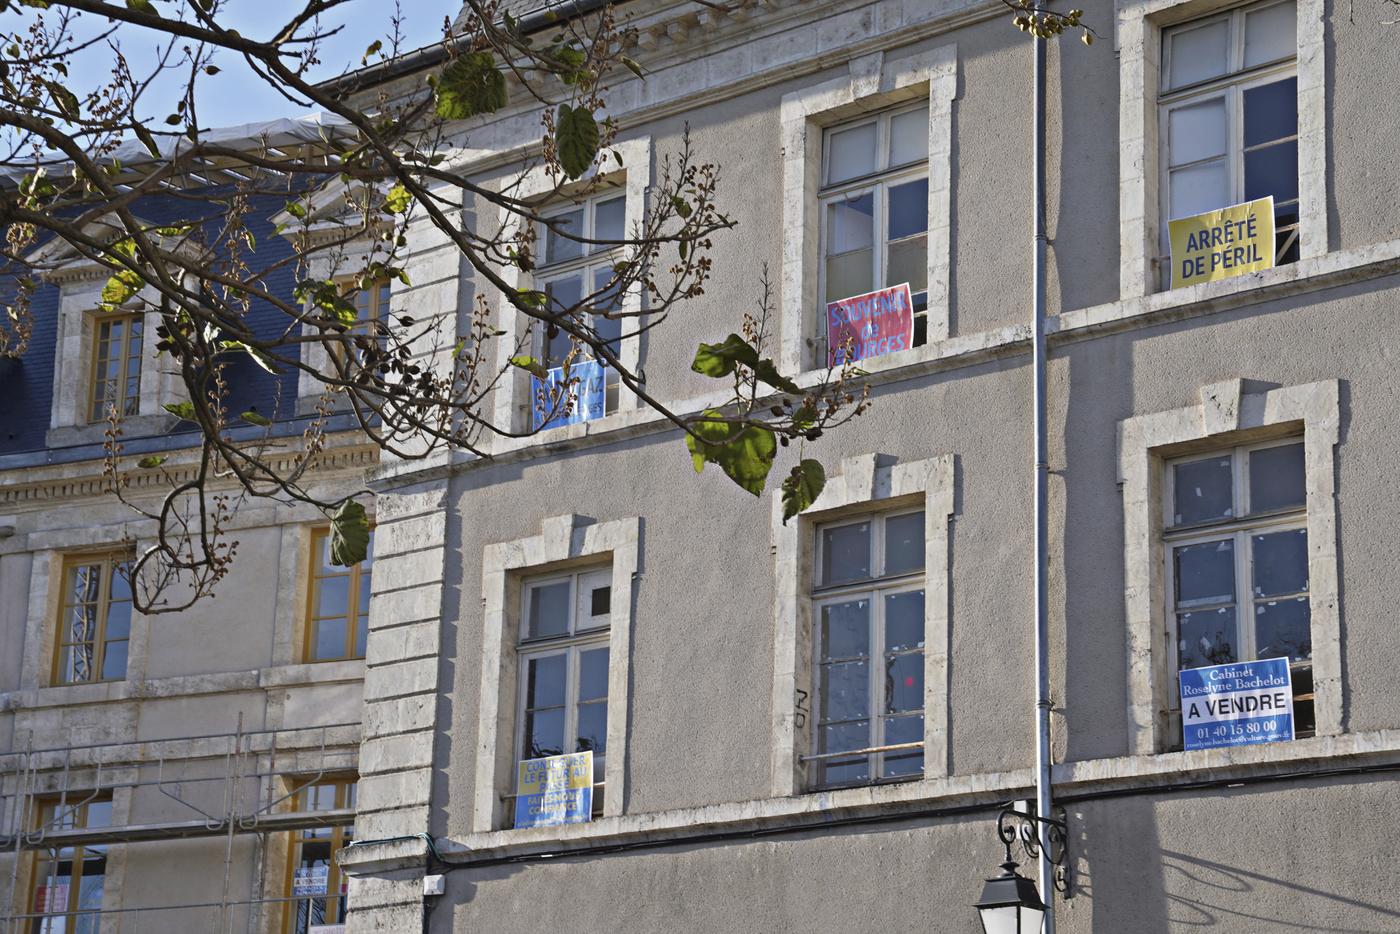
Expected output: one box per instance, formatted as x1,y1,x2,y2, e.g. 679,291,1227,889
826,283,915,365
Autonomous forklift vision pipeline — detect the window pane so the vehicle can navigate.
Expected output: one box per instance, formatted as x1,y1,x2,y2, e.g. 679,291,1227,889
820,660,870,721
543,275,584,365
1174,539,1236,606
1252,528,1308,597
884,512,925,575
821,599,870,661
1243,78,1297,147
590,586,611,618
1169,98,1227,166
1178,606,1238,669
821,522,871,584
888,178,928,241
1169,161,1229,220
826,193,875,254
826,122,878,184
884,591,924,651
578,647,610,702
523,707,565,758
576,701,608,754
527,580,571,638
885,653,923,713
886,235,928,294
1250,442,1305,512
1167,19,1229,90
820,719,869,753
109,565,132,602
315,577,349,619
1244,1,1296,68
104,601,131,640
544,208,584,264
825,249,874,304
1244,141,1299,204
314,617,347,661
888,108,929,166
881,712,924,778
101,640,128,680
525,654,567,708
355,615,368,659
1254,597,1311,661
1173,455,1233,524
820,757,869,787
575,568,611,630
594,196,626,243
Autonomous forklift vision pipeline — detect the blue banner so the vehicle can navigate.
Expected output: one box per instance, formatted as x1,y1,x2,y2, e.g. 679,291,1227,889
1179,657,1294,751
531,359,606,430
514,751,594,829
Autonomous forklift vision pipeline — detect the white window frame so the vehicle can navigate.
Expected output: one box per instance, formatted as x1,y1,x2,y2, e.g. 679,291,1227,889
492,138,651,439
1161,438,1314,739
816,104,933,365
1117,0,1327,300
808,510,927,789
474,515,639,833
1119,379,1340,756
1157,1,1300,287
778,46,957,377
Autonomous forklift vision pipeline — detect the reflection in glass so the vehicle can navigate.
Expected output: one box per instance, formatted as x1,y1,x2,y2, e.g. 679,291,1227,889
821,522,871,584
821,600,870,660
884,512,925,575
1255,597,1311,662
1178,606,1237,669
578,647,610,701
1249,443,1305,513
1173,456,1234,525
1174,539,1235,606
527,581,572,638
576,701,608,755
885,653,923,714
827,122,878,184
526,654,567,708
1252,528,1308,597
883,591,924,651
821,660,870,722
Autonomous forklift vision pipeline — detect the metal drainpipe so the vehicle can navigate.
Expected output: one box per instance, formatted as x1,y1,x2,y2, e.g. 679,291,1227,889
1031,30,1057,934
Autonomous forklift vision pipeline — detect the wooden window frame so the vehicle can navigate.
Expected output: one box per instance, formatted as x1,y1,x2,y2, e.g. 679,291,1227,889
281,777,356,934
52,553,132,686
28,793,113,928
303,527,374,663
87,310,144,423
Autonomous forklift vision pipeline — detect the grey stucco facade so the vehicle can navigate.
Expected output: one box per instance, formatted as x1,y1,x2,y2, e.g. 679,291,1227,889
341,0,1400,932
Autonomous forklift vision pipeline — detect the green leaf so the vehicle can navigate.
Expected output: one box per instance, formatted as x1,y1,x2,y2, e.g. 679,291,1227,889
126,0,157,13
683,410,778,496
240,410,271,426
284,199,307,220
510,355,548,379
752,359,802,395
435,51,508,120
100,269,143,310
691,333,759,378
384,182,411,215
670,194,693,219
619,56,645,79
362,39,382,65
136,455,167,469
132,123,162,159
780,459,826,523
42,80,79,121
162,401,196,421
294,279,357,327
204,64,220,76
164,113,182,126
555,103,599,180
329,500,370,567
220,340,282,374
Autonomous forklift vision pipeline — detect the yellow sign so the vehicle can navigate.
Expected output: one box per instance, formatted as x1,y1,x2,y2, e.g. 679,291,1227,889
515,751,593,828
1168,196,1275,288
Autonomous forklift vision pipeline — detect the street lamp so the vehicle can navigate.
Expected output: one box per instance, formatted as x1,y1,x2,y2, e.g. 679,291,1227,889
974,858,1047,934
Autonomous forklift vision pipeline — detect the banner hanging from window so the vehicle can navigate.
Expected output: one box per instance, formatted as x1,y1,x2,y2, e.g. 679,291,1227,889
1168,196,1275,288
826,282,914,366
532,360,606,431
1179,656,1294,751
514,750,593,829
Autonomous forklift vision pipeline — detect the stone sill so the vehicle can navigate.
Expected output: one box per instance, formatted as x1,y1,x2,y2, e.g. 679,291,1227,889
379,237,1400,488
0,659,365,712
342,727,1400,872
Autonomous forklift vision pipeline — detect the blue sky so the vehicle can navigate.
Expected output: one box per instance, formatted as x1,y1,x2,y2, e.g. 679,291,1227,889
15,1,458,131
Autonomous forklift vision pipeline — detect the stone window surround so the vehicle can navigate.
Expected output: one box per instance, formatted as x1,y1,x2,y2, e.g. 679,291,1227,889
769,453,954,797
1118,378,1341,756
13,773,134,922
778,45,958,377
490,137,652,437
1116,0,1328,300
44,268,183,447
472,514,640,833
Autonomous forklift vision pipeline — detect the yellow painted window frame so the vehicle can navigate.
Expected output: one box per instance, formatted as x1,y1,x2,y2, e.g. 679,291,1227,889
52,553,132,686
303,527,373,663
87,311,144,423
281,777,356,934
28,793,113,925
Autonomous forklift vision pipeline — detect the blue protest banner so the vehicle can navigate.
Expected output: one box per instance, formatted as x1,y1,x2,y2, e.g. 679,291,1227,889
513,751,594,829
531,359,606,430
1178,657,1294,751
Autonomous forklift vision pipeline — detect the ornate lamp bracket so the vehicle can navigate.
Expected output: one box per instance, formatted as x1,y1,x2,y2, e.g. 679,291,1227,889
996,804,1071,896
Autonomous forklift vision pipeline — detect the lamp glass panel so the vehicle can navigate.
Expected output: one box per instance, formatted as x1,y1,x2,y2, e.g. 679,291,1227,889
979,905,1021,934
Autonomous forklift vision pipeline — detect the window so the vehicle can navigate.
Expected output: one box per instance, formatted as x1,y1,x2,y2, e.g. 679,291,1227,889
1160,0,1298,285
533,193,627,427
29,794,112,933
819,104,930,361
809,510,925,788
513,567,611,824
1164,438,1314,737
53,554,132,685
87,312,143,422
284,778,355,934
305,528,374,662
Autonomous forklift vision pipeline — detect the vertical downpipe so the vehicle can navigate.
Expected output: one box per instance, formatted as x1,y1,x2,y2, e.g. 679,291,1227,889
1031,29,1056,934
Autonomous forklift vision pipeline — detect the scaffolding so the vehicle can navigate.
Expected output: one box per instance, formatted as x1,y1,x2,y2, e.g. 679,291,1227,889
0,717,361,934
